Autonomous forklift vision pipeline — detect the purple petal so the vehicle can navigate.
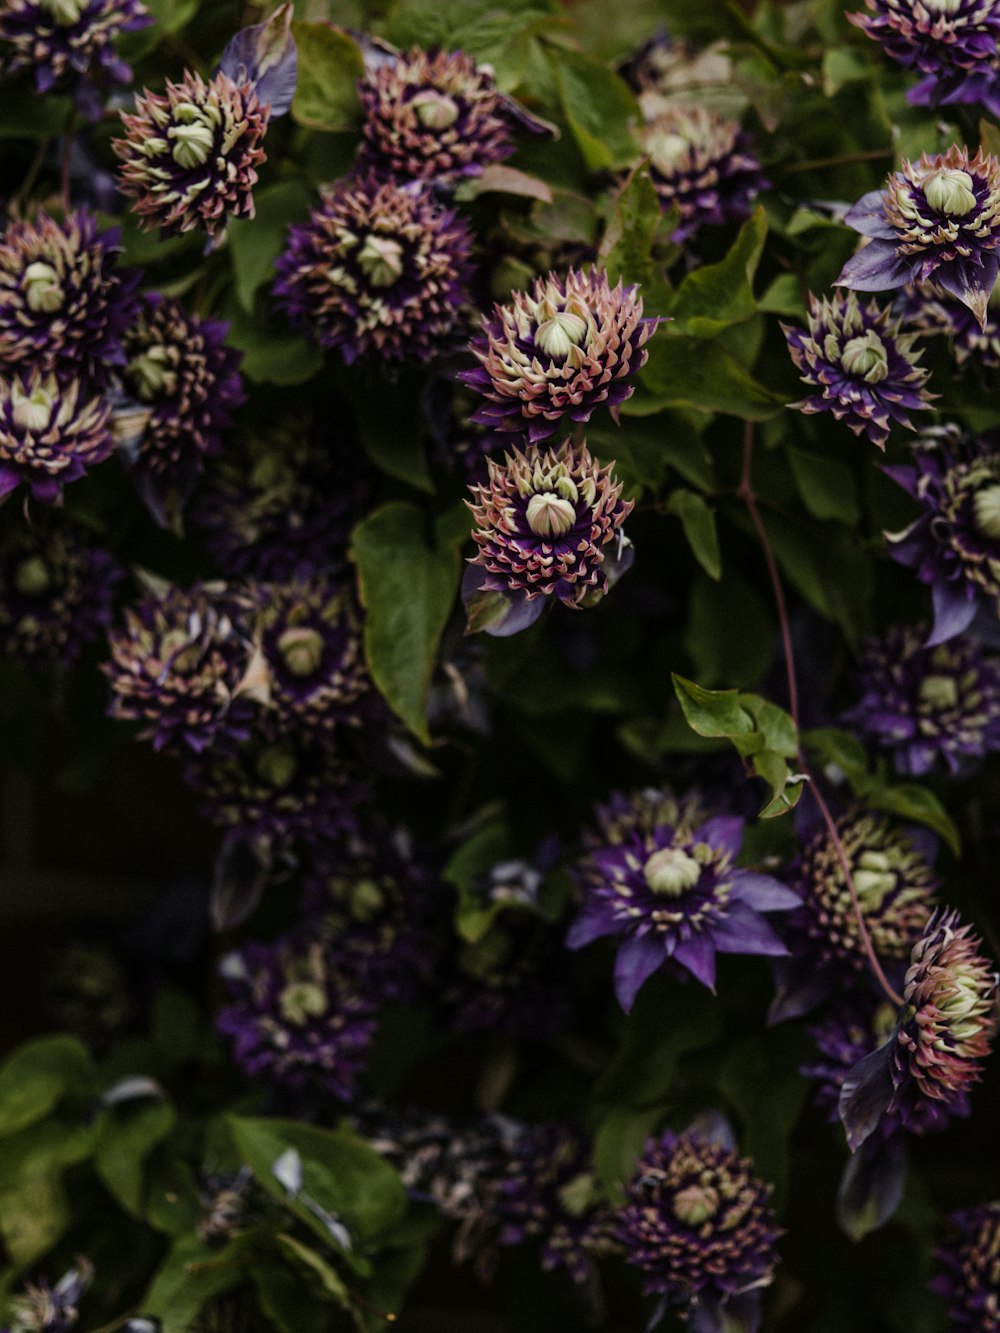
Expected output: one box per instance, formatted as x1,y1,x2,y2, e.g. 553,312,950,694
614,935,667,1012
712,903,789,957
835,1135,906,1242
926,580,978,646
696,815,744,857
461,567,547,637
566,908,615,950
730,871,800,912
836,241,911,292
673,934,717,991
838,1038,895,1152
219,3,298,118
843,189,895,240
934,255,1000,330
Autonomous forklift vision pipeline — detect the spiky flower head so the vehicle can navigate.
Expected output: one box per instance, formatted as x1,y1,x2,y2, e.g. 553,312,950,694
463,440,634,635
0,520,120,667
884,428,1000,643
839,909,998,1150
930,1202,1000,1330
217,931,377,1100
621,31,737,123
356,46,514,185
460,267,656,443
0,0,150,116
838,146,1000,329
617,1125,781,1314
0,369,113,503
250,578,371,736
113,69,268,239
637,104,767,244
0,209,139,382
194,418,370,581
568,790,799,1010
848,0,1000,117
119,293,244,496
847,624,1000,775
898,279,1000,372
6,1259,93,1333
782,291,934,449
274,173,472,366
103,581,255,754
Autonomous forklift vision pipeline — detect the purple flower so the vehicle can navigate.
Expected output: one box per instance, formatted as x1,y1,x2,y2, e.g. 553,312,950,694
616,1121,781,1326
463,440,634,636
0,519,120,667
119,293,245,509
848,0,1000,117
356,46,515,185
839,908,998,1151
637,105,767,244
930,1202,1000,1330
218,931,377,1101
837,146,1000,329
218,3,298,120
0,369,113,503
460,267,656,443
103,581,256,754
274,173,473,366
0,0,151,117
114,69,269,239
884,428,1000,644
846,623,1000,775
6,1258,93,1333
0,209,139,383
782,291,934,450
567,788,799,1010
897,280,1000,372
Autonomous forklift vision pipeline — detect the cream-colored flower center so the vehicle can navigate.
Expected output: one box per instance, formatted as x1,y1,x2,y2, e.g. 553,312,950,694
126,346,178,402
647,129,691,169
853,848,898,909
643,846,702,896
170,118,216,169
40,0,86,24
973,483,1000,540
23,262,63,314
15,556,51,596
841,331,889,383
923,167,977,217
535,310,588,360
919,673,959,710
673,1183,720,1226
525,491,576,538
357,234,405,287
279,980,327,1025
412,90,460,131
11,382,56,433
921,0,963,14
278,626,325,677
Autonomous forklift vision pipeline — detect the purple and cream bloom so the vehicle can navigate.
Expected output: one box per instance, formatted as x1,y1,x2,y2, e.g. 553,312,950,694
637,105,767,244
274,173,473,366
356,46,515,185
898,280,1000,372
6,1259,93,1333
839,908,998,1151
848,0,1000,117
104,581,255,754
119,293,245,501
617,1121,781,1329
114,69,268,239
782,291,933,450
463,440,634,636
847,623,1000,775
567,790,799,1010
218,931,377,1101
0,520,119,667
884,429,1000,643
0,369,113,503
251,578,371,736
460,267,656,443
0,0,150,116
0,209,138,383
930,1202,1000,1330
837,146,1000,329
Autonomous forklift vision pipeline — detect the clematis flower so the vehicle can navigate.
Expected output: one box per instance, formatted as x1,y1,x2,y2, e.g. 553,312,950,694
897,279,1000,372
930,1202,1000,1329
0,369,113,503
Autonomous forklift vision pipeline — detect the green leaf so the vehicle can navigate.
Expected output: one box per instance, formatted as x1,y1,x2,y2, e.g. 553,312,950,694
227,1116,408,1247
758,273,807,318
144,1233,256,1333
821,46,872,97
551,47,640,171
637,335,788,420
291,21,365,132
272,1233,353,1308
684,571,774,689
980,118,1000,157
225,306,324,386
251,1258,335,1333
671,675,755,739
593,1107,661,1203
442,815,513,943
0,1117,101,1267
95,1099,176,1216
0,1036,95,1138
597,167,674,312
0,86,71,138
228,180,314,313
351,503,464,744
787,446,861,525
348,372,433,493
667,488,722,580
669,207,767,337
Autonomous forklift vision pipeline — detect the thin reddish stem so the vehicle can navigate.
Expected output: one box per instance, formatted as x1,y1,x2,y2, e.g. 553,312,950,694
738,421,904,1008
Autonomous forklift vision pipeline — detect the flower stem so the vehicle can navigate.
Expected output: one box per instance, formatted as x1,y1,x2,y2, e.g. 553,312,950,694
739,421,904,1008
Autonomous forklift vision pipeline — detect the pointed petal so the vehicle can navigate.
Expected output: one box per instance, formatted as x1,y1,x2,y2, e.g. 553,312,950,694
673,934,717,991
926,580,978,646
712,903,789,956
837,242,910,292
696,815,744,857
934,255,1000,330
767,959,835,1025
566,908,615,950
838,1038,895,1152
836,1135,906,1242
843,189,895,239
730,871,800,912
614,935,667,1012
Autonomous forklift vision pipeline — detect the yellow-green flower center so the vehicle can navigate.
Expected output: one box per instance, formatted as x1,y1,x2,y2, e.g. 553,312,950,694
350,878,385,921
973,483,1000,540
919,673,959,710
647,129,691,169
357,234,405,288
922,0,963,15
277,625,325,677
278,980,327,1025
923,167,977,217
256,744,297,788
40,0,86,24
412,91,460,131
841,331,889,383
170,118,216,169
673,1183,720,1226
644,846,702,896
525,491,576,538
126,346,178,402
23,262,63,314
534,310,588,360
14,556,51,596
11,382,56,433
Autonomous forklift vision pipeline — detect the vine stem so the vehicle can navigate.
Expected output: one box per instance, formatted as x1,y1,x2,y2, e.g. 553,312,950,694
738,421,904,1008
